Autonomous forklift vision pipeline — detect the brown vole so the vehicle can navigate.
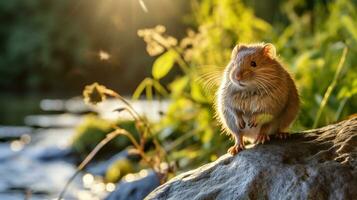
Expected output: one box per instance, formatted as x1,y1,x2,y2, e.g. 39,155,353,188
216,43,299,155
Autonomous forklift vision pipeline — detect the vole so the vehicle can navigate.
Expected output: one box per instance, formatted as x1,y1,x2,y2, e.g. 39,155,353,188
216,43,299,155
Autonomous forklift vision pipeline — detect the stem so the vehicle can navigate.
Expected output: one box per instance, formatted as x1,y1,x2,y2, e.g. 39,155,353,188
172,46,191,74
97,89,170,184
120,130,152,165
114,107,142,126
57,129,125,200
104,89,143,122
313,47,348,128
116,128,141,150
105,88,154,141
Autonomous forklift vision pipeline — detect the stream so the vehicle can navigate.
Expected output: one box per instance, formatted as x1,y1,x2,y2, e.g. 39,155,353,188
0,98,168,200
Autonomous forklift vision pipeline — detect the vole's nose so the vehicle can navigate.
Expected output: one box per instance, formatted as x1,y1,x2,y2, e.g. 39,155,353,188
236,71,243,81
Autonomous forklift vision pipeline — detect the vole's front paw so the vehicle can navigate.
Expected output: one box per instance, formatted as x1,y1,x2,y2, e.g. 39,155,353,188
248,115,257,128
227,143,245,155
237,118,246,129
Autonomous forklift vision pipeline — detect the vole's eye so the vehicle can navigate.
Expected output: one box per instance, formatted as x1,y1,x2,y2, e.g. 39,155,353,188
250,61,257,67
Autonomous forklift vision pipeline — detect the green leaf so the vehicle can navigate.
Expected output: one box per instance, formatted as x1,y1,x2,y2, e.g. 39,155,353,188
152,80,169,97
152,50,176,80
341,16,357,42
169,77,189,97
132,78,149,99
338,80,357,99
146,83,153,100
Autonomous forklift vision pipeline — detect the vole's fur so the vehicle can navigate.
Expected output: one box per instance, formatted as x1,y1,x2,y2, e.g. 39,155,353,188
216,43,299,155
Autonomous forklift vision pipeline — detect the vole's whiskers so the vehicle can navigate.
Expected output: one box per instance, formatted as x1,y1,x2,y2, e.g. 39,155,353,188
256,73,284,81
255,79,270,95
196,65,225,92
258,78,281,93
256,77,284,100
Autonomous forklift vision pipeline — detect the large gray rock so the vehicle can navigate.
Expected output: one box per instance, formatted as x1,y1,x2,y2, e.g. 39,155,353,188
146,117,357,200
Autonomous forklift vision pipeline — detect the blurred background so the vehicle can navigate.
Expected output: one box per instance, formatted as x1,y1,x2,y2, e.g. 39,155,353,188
0,0,356,199
0,0,188,125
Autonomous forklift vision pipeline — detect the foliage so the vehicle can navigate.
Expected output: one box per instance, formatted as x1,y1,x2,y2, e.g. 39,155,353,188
71,115,138,156
82,83,172,182
134,0,274,169
67,1,357,193
72,115,112,155
0,0,187,94
0,0,89,92
134,0,357,170
105,158,135,183
0,95,43,125
60,83,174,199
275,0,357,128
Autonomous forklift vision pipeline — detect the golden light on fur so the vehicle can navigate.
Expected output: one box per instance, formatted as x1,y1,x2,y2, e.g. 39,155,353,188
216,43,299,155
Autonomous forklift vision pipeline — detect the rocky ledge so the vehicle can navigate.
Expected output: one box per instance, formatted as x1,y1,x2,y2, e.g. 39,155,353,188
146,117,357,200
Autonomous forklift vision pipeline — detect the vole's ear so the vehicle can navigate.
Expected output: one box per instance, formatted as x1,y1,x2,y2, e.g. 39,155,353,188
262,43,276,59
231,44,248,60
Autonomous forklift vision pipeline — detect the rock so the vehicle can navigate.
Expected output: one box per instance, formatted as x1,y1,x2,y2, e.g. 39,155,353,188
146,117,357,200
106,170,160,200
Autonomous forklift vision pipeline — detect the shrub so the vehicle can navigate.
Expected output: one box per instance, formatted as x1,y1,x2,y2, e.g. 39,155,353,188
134,0,357,170
71,115,138,156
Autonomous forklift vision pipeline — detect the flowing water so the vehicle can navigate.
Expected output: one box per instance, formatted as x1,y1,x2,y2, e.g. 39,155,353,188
0,98,168,200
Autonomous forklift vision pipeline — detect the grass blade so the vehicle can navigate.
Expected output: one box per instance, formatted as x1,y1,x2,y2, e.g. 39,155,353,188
313,46,348,128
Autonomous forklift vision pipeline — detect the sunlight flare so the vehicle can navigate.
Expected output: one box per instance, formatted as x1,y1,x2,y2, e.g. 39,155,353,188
98,50,111,61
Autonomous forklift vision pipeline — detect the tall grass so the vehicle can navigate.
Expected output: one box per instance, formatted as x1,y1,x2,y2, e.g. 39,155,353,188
313,47,349,128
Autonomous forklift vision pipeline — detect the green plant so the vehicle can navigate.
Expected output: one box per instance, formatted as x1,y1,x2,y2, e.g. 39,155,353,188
105,158,135,183
71,115,140,156
72,115,113,155
61,0,357,197
133,0,357,170
276,0,357,128
58,83,173,199
133,0,273,169
313,47,348,128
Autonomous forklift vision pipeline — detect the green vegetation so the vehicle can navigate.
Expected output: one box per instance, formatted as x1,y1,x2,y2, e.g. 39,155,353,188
72,115,139,156
105,158,135,183
71,0,356,185
133,0,357,169
1,1,355,198
0,95,43,125
0,0,186,94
